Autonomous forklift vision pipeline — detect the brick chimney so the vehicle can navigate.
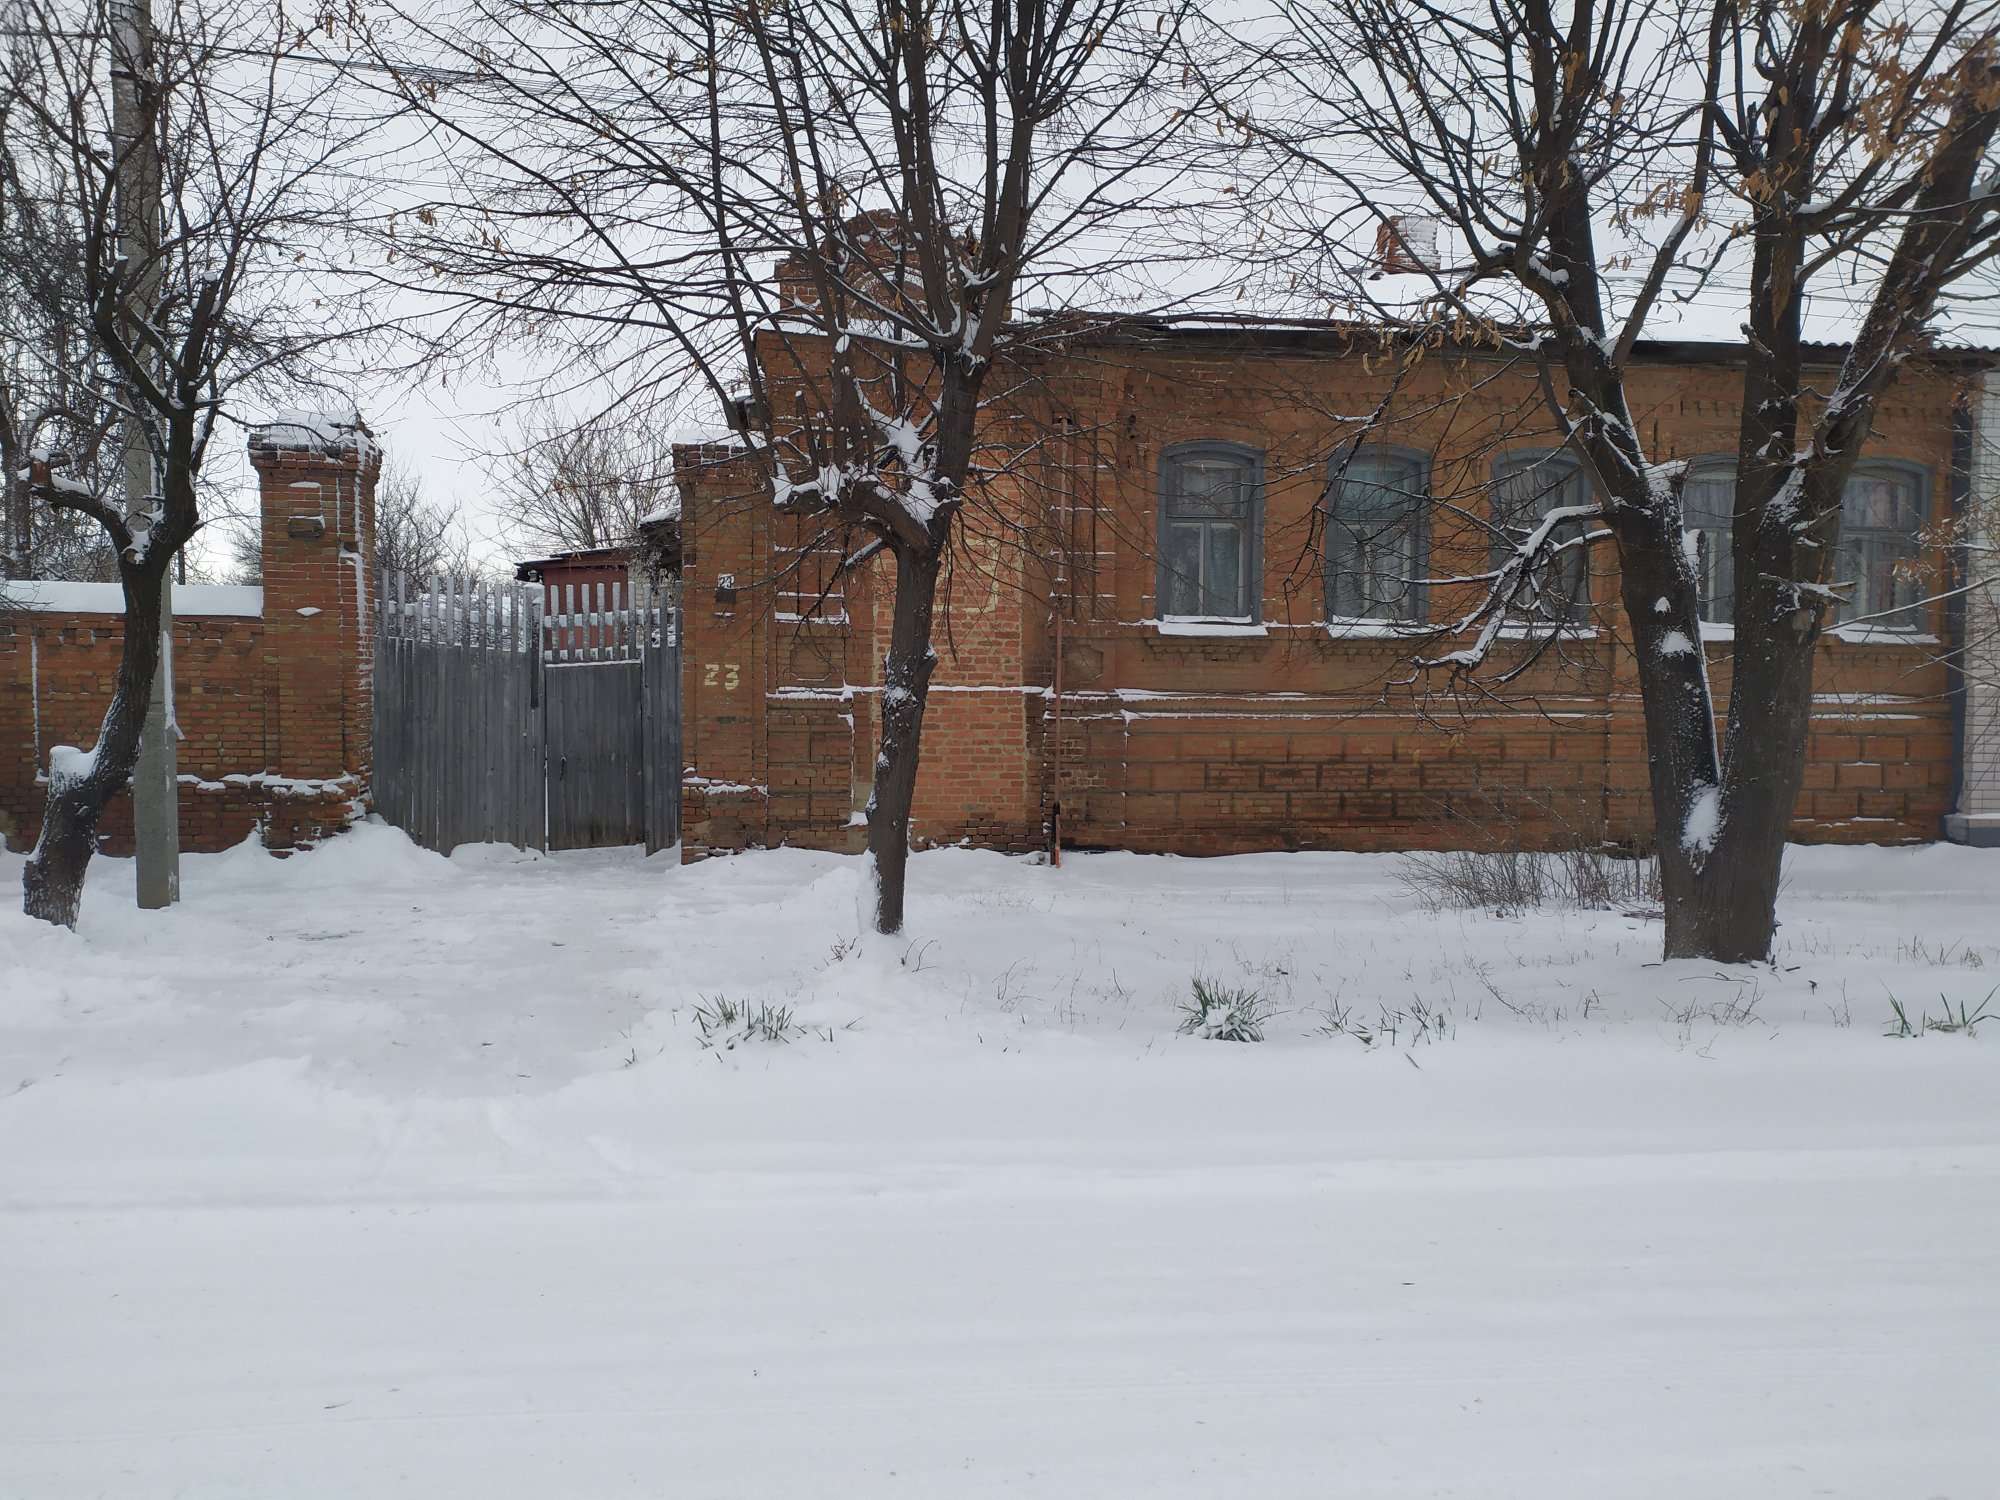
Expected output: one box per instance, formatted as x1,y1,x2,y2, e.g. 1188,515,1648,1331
1374,214,1440,275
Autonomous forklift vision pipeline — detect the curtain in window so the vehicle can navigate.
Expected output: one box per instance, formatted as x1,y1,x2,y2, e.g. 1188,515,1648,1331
1326,450,1427,622
1490,453,1592,624
1836,468,1925,626
1161,449,1257,619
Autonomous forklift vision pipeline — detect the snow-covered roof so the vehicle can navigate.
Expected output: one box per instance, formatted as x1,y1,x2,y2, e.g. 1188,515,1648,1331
249,406,379,460
639,490,681,528
512,546,632,583
0,581,265,617
1028,310,2000,364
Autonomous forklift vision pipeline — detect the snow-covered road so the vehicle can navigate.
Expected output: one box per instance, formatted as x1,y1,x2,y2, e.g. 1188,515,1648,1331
3,828,1996,1497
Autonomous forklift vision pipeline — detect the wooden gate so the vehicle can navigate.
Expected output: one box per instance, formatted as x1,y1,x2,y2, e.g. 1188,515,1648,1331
373,572,680,855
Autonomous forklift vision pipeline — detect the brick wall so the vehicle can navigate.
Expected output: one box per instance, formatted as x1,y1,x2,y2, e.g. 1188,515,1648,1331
0,417,379,855
675,335,1969,860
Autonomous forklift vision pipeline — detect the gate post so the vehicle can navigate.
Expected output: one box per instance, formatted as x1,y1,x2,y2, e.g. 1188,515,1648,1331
247,409,381,848
672,442,771,859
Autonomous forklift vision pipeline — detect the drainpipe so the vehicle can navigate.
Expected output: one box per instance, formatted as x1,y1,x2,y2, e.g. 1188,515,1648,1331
1050,581,1064,868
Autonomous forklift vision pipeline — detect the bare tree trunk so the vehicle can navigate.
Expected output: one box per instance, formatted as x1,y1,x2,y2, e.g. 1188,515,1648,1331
1677,460,1829,961
1666,213,1817,963
1,420,28,578
865,542,943,934
1682,633,1822,962
22,563,165,926
1603,516,1722,954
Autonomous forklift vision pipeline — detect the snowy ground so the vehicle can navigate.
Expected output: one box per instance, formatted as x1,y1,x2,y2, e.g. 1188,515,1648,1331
2,825,1997,1498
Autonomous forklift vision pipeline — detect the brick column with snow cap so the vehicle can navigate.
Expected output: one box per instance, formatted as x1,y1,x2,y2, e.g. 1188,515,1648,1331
247,407,380,848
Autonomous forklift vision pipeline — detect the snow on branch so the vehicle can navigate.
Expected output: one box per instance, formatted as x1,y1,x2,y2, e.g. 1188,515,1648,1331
1418,504,1609,677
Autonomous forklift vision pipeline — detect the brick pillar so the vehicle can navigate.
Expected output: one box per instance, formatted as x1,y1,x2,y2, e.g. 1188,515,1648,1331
247,409,380,847
674,442,771,858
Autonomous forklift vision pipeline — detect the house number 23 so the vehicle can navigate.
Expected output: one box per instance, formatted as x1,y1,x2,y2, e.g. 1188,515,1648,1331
704,662,741,691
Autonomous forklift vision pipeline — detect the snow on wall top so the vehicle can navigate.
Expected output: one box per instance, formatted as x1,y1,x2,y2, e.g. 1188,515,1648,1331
248,406,378,461
0,581,265,617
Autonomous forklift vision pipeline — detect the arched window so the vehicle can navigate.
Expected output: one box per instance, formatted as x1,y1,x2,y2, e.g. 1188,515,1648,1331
1675,459,1928,629
1158,442,1262,622
1681,458,1737,624
1837,463,1928,627
1491,451,1593,624
1325,447,1429,623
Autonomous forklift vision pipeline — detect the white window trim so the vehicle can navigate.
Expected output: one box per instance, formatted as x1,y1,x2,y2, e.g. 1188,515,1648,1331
1152,618,1269,638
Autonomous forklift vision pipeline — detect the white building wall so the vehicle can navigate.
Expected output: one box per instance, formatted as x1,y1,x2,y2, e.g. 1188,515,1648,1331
1948,375,2000,844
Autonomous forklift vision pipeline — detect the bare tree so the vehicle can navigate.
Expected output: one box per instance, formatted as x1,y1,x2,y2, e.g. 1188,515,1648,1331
0,82,122,584
493,407,677,559
2,0,379,926
367,457,475,580
374,0,1197,931
0,365,121,581
1208,0,2000,961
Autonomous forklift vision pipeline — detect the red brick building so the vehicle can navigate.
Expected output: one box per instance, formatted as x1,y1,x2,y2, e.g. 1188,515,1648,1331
0,413,380,854
672,317,2000,862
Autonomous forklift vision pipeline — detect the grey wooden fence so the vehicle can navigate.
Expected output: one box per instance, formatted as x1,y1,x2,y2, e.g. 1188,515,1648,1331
373,572,680,855
641,634,682,853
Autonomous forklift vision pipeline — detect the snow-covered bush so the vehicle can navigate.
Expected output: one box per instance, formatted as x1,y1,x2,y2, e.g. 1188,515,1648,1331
1176,978,1270,1043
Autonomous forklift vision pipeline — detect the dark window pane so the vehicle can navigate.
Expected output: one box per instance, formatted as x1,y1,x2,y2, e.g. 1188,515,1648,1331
1327,523,1365,617
1548,517,1588,622
1169,458,1251,519
1328,452,1425,622
1329,515,1421,619
1492,453,1590,622
1333,453,1419,515
1204,522,1246,616
1692,527,1734,625
1843,471,1921,533
1161,448,1261,619
1683,464,1735,624
1682,465,1734,530
1161,521,1204,617
1836,468,1923,626
1494,454,1586,520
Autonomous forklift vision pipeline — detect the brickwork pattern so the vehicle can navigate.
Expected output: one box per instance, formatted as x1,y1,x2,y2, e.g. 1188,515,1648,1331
0,426,379,856
674,339,1966,861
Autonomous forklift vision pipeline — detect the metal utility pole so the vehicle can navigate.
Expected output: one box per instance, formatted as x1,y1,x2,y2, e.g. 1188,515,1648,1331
112,0,178,908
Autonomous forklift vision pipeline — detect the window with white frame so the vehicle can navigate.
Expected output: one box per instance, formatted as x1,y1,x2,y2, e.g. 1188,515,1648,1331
1325,448,1429,623
1490,451,1593,624
1158,442,1261,621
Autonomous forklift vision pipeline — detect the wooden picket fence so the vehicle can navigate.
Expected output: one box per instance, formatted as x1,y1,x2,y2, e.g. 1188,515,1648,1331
372,571,681,855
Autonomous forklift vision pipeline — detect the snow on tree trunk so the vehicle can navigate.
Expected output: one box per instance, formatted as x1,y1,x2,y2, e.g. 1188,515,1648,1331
22,564,166,927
